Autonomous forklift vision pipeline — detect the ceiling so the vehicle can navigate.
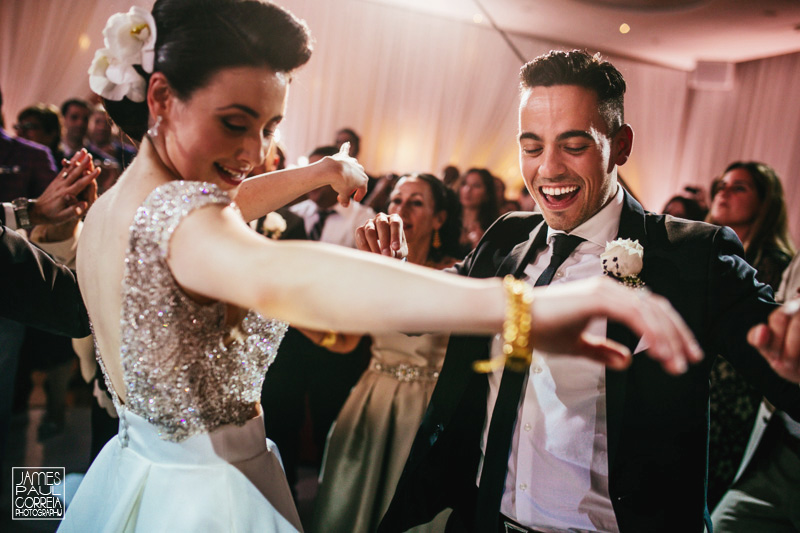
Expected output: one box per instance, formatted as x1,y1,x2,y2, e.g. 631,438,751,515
363,0,800,70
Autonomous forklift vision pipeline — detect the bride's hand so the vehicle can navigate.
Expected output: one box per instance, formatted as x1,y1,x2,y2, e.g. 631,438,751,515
318,142,369,207
531,277,703,375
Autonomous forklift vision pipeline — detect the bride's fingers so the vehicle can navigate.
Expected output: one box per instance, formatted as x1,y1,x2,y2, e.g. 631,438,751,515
635,292,690,373
576,335,632,370
600,283,700,374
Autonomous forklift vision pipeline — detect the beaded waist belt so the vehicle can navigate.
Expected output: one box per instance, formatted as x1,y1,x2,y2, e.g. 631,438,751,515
372,362,441,382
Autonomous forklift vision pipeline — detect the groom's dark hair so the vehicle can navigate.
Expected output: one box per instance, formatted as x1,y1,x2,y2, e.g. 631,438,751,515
519,50,626,135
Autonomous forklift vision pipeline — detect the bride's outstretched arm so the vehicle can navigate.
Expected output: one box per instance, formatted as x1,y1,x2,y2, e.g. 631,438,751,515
235,143,368,222
168,204,702,375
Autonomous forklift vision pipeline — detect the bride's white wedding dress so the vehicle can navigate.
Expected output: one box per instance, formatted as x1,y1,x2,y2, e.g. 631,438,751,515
59,182,302,532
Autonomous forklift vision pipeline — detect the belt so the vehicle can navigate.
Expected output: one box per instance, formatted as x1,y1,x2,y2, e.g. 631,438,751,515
499,514,547,533
371,362,440,382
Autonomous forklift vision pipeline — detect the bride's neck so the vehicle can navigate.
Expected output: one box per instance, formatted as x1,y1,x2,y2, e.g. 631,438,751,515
141,134,181,182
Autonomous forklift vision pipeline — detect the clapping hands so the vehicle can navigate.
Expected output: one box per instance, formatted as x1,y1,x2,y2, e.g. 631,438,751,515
31,150,99,226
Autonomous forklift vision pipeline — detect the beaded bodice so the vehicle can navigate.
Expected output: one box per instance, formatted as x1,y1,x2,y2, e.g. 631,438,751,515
104,181,286,442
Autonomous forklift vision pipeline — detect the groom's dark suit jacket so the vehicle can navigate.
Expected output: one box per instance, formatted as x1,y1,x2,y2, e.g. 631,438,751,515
0,224,89,337
379,192,800,533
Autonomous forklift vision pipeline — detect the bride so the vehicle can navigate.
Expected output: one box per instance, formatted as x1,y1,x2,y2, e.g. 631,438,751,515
59,0,700,531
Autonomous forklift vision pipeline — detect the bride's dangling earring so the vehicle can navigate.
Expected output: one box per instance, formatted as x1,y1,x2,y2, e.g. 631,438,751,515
147,115,162,139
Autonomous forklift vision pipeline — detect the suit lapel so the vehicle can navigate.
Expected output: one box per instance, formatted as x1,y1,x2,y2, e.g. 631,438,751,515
606,190,649,470
496,220,548,278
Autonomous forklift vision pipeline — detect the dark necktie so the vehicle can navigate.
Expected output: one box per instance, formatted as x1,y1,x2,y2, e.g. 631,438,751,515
474,233,585,531
309,208,333,241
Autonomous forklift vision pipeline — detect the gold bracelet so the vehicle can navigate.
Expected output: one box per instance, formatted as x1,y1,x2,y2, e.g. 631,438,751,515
501,275,534,372
319,330,338,348
473,275,534,374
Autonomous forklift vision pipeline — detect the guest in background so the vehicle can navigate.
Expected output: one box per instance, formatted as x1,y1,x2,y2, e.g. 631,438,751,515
662,194,707,221
59,98,92,158
289,145,375,247
363,172,400,213
0,87,60,452
334,127,360,158
499,198,522,215
493,176,506,206
706,161,796,509
15,103,65,164
335,127,380,198
250,138,306,240
457,167,499,256
312,173,461,533
442,165,459,190
262,145,376,497
0,148,97,458
713,252,800,531
87,104,137,170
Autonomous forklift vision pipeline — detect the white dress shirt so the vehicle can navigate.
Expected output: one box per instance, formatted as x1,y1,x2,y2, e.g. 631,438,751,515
480,186,626,532
289,199,375,248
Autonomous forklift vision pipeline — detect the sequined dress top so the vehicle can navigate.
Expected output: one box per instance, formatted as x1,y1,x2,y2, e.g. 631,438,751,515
108,181,287,442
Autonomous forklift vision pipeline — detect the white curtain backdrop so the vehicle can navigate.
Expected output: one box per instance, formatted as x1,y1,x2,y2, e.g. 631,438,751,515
1,0,798,242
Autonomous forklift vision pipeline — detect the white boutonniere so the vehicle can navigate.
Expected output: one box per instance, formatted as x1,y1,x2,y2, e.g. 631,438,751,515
601,238,644,288
88,6,156,102
261,212,287,240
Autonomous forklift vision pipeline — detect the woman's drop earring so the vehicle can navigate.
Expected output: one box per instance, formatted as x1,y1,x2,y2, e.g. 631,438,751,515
432,229,442,249
147,115,162,138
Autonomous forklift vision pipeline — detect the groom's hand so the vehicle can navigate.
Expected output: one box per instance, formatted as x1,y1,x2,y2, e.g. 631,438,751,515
748,298,800,384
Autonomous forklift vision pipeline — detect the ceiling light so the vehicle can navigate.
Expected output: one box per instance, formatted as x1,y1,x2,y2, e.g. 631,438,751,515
619,23,631,34
473,13,484,24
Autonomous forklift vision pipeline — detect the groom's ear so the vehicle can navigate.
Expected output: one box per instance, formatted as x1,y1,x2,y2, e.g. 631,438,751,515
147,72,173,119
612,124,634,167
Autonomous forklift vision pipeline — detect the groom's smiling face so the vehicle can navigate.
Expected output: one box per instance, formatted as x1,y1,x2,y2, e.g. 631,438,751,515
518,85,632,232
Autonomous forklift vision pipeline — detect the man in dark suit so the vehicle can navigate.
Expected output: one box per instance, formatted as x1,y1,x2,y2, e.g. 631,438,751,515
373,50,800,532
0,221,89,336
1,145,97,456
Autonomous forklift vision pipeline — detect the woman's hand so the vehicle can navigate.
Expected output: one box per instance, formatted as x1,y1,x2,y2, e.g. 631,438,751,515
318,142,369,207
531,276,703,375
355,212,408,259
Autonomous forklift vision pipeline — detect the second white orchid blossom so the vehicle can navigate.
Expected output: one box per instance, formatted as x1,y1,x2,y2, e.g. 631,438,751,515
88,6,156,102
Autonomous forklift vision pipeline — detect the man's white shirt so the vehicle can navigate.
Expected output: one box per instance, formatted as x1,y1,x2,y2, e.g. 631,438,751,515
289,199,375,248
479,186,626,532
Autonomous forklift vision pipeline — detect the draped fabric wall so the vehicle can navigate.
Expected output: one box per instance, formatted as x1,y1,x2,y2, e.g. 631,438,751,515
1,0,798,242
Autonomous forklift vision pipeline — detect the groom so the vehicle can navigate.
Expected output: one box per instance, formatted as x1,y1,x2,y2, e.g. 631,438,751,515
372,50,800,532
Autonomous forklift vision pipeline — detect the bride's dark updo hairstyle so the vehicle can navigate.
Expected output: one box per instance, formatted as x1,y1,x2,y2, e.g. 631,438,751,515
104,0,312,141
